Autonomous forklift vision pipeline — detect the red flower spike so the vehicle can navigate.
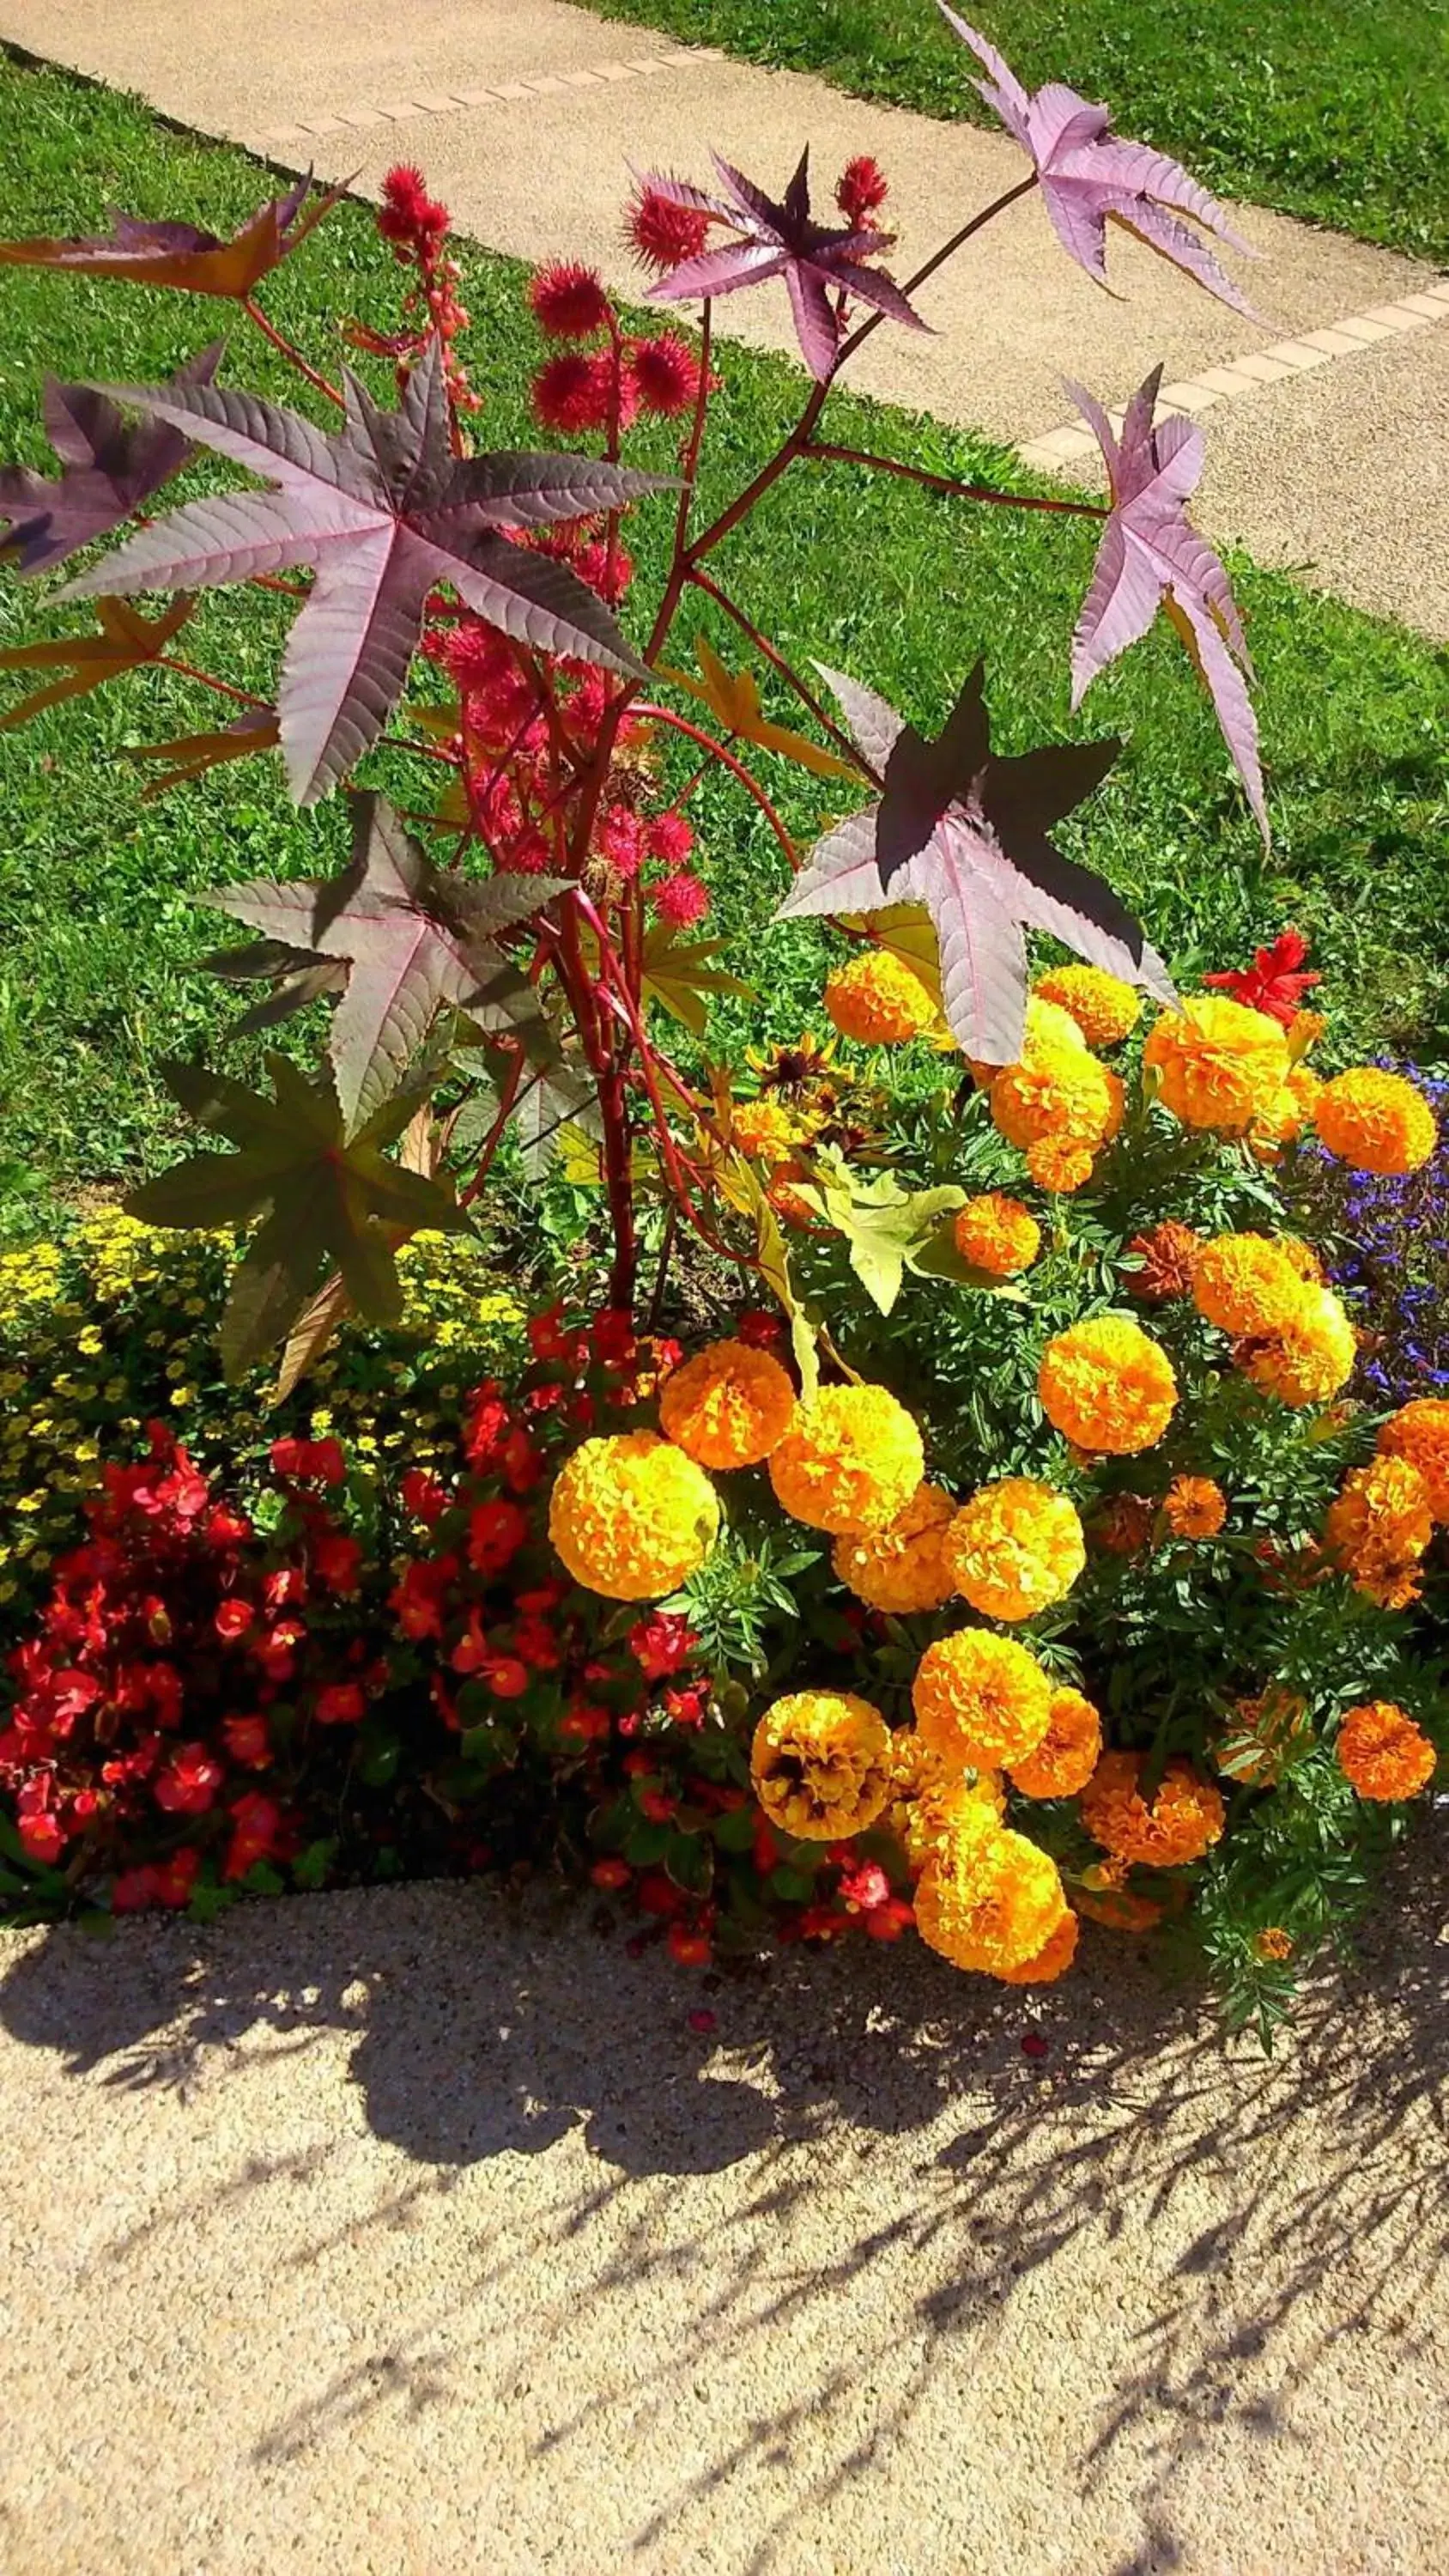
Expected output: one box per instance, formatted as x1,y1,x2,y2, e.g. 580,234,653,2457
645,811,694,870
529,260,612,341
653,871,711,928
630,331,702,417
836,155,889,223
627,182,712,272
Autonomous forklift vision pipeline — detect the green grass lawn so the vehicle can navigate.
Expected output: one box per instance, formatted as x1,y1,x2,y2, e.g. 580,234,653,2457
1,51,1447,1240
590,0,1449,265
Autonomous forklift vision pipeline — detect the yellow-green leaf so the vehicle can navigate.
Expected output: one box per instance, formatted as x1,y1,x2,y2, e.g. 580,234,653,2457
660,635,859,782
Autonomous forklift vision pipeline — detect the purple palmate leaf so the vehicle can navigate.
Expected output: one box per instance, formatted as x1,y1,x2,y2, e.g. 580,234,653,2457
777,662,1174,1062
1068,365,1266,841
936,7,1255,314
0,344,222,579
642,148,930,381
57,340,673,803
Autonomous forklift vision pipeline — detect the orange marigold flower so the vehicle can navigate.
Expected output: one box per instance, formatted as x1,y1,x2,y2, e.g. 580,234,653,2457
912,1627,1053,1769
1162,1475,1228,1540
968,996,1087,1083
1009,1686,1102,1798
1075,1884,1164,1933
1039,1315,1178,1455
1213,1686,1312,1786
1033,963,1141,1048
1080,1750,1226,1867
730,1096,799,1166
768,1382,925,1535
953,1191,1041,1278
767,1159,819,1230
1254,1926,1294,1962
914,1822,1068,1976
1378,1398,1449,1522
549,1431,719,1601
943,1477,1086,1623
1324,1454,1432,1606
1143,994,1289,1132
1237,1282,1356,1408
1314,1068,1437,1176
1191,1232,1317,1338
823,946,938,1045
995,1905,1081,1984
885,1735,1007,1873
658,1338,797,1469
1125,1218,1203,1303
990,1035,1119,1153
1335,1700,1436,1802
750,1689,893,1838
832,1482,956,1614
1026,1135,1099,1194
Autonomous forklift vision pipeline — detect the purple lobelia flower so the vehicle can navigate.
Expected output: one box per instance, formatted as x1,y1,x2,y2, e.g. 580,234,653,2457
1068,364,1266,841
935,5,1255,313
640,149,931,381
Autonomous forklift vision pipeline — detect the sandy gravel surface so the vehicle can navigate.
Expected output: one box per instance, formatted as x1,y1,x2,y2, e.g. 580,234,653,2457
2,1819,1446,2575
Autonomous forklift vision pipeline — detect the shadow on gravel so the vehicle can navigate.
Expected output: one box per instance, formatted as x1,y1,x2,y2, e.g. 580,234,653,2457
3,1819,1447,2564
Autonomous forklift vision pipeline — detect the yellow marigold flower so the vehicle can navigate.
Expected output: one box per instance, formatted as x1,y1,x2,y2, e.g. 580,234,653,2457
1026,1136,1097,1194
891,1743,1008,1874
1162,1475,1227,1540
1191,1232,1316,1338
1238,1283,1356,1408
967,996,1087,1084
750,1689,892,1838
991,1036,1119,1155
832,1482,956,1614
995,1906,1081,1984
1251,1061,1325,1154
658,1339,797,1470
1335,1700,1436,1801
1324,1455,1432,1606
1378,1398,1449,1522
1215,1686,1312,1786
1039,1315,1178,1455
1143,994,1289,1132
1314,1067,1437,1176
730,1097,799,1166
943,1477,1085,1623
912,1627,1053,1769
1254,1927,1294,1963
952,1192,1040,1279
1008,1686,1102,1798
823,947,938,1046
1080,1751,1226,1868
914,1822,1068,1976
1125,1220,1203,1303
549,1431,719,1601
1033,963,1141,1048
768,1382,924,1536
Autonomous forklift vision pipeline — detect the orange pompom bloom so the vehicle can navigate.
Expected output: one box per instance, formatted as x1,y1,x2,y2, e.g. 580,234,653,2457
1237,1283,1356,1408
1033,963,1141,1048
1324,1455,1433,1607
768,1382,925,1536
1143,994,1289,1132
1039,1315,1178,1454
994,1905,1081,1984
1080,1751,1226,1867
1026,1135,1099,1194
1162,1475,1227,1540
1314,1068,1437,1176
1009,1686,1102,1798
1254,1926,1294,1962
833,1483,956,1614
658,1338,797,1469
1191,1232,1316,1338
943,1477,1085,1623
750,1689,893,1838
1378,1398,1449,1522
730,1096,799,1166
823,947,938,1045
1125,1219,1203,1304
990,1037,1119,1155
912,1628,1053,1769
549,1431,718,1600
953,1192,1041,1278
1335,1700,1436,1801
914,1823,1068,1976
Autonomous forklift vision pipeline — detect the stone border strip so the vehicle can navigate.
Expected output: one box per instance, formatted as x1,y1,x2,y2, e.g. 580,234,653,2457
1016,279,1449,471
258,46,724,147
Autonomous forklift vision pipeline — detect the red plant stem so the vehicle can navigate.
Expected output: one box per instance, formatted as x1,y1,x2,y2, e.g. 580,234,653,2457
684,567,870,770
241,296,347,408
800,440,1108,519
552,896,636,1305
378,731,459,765
251,572,312,599
458,1048,530,1207
155,657,269,708
836,173,1040,366
633,703,797,871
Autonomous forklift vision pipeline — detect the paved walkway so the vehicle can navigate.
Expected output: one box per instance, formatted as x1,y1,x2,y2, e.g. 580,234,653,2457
4,0,1448,631
1,1841,1446,2574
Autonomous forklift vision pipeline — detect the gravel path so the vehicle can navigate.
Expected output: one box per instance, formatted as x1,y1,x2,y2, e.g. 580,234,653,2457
2,1826,1446,2574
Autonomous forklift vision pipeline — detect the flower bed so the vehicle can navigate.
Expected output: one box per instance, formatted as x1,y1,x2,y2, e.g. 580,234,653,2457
0,22,1444,2032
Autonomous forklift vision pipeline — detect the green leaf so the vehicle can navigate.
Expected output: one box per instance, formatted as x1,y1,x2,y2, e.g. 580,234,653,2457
623,1820,675,1867
768,1865,816,1903
290,1836,338,1891
126,1052,469,1380
640,921,753,1036
712,1806,758,1853
664,1831,716,1896
794,1161,966,1315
